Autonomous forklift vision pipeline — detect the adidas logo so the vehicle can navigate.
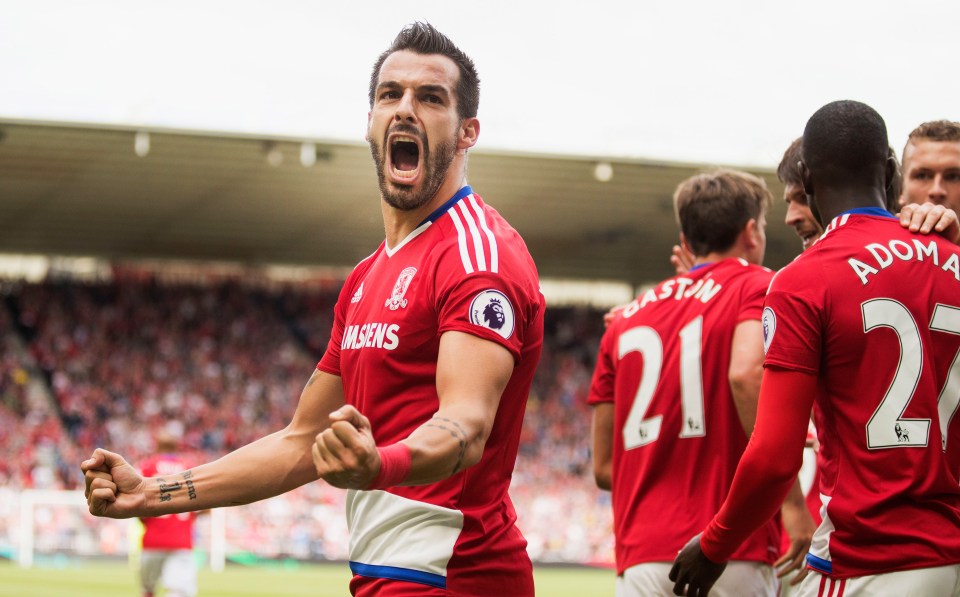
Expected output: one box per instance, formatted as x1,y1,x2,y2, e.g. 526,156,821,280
351,283,364,304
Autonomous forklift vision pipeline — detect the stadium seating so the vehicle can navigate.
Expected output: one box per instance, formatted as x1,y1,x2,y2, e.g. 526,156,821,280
0,275,614,565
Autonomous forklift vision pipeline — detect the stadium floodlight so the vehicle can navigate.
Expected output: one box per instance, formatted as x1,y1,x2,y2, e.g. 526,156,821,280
594,161,613,182
134,131,150,157
300,141,317,167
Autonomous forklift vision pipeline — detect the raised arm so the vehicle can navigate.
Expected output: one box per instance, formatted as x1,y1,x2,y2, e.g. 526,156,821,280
312,330,513,490
83,368,345,518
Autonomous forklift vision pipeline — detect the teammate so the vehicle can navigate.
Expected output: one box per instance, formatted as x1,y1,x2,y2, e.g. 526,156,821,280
776,136,957,595
137,432,201,597
782,137,957,253
670,100,960,596
899,120,960,214
658,140,951,303
590,169,815,596
82,23,545,597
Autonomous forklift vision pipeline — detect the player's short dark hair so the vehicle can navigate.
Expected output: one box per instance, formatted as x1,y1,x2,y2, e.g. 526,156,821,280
776,137,804,186
369,22,480,120
802,100,889,185
781,136,900,212
674,169,772,257
902,120,960,165
906,120,960,144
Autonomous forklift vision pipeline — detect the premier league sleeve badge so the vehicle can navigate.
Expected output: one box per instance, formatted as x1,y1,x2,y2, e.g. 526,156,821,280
469,289,516,339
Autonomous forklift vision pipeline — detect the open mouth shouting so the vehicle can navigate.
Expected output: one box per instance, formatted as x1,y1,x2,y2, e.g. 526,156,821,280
795,227,821,251
387,132,423,186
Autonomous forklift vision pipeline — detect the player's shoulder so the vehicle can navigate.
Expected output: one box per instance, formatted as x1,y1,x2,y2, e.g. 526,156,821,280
733,258,775,278
436,191,525,246
340,245,384,292
433,190,538,279
716,257,775,287
351,245,384,275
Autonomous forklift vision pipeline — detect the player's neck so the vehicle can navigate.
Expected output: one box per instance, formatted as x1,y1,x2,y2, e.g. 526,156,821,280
692,256,738,268
693,247,755,268
814,187,887,226
381,171,468,248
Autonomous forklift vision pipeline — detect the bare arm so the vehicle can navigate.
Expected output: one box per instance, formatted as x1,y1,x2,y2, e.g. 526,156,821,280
728,319,764,437
671,369,816,595
728,319,814,577
84,369,345,518
591,402,615,490
403,330,513,483
312,330,513,489
776,481,816,583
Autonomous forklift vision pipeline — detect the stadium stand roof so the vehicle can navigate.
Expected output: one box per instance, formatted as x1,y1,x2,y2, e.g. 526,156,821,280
0,120,796,287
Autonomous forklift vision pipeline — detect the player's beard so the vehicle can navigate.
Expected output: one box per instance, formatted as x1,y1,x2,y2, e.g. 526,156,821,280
370,127,457,212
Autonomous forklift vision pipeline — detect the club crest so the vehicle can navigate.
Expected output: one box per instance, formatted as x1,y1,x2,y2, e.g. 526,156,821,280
385,267,417,310
469,289,515,339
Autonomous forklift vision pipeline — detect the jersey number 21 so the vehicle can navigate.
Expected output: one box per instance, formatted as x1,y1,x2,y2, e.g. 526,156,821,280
618,317,706,450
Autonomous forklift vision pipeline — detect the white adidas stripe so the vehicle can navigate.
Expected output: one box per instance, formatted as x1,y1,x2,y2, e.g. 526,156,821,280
449,196,499,274
457,201,487,271
468,195,498,273
448,208,474,274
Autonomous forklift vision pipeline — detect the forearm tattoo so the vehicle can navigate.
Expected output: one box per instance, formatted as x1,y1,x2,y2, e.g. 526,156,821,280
156,470,198,503
424,416,468,475
182,470,197,500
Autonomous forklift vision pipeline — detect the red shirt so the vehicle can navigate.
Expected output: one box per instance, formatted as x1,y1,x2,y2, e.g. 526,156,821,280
589,258,781,573
318,187,544,596
762,210,960,577
139,453,197,550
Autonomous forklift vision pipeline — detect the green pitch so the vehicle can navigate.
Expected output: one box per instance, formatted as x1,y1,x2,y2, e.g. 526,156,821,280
0,560,615,597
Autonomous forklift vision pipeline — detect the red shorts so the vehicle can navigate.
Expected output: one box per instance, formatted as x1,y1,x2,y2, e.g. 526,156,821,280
351,576,450,596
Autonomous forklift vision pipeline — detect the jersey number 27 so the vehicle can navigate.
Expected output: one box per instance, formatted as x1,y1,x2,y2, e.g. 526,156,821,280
864,299,960,450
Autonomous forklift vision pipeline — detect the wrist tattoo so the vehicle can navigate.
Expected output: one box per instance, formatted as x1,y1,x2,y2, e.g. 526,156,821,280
157,477,182,503
156,471,198,502
425,416,468,475
182,470,197,500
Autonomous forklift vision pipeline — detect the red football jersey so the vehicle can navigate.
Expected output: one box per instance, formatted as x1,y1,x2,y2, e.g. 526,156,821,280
139,453,197,550
317,186,544,595
589,258,781,574
762,209,960,577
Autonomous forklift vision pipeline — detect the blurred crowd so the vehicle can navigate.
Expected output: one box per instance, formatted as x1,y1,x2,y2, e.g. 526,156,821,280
0,275,614,565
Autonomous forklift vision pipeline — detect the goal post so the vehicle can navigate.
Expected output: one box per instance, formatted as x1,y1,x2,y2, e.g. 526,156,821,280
18,489,86,568
14,489,226,571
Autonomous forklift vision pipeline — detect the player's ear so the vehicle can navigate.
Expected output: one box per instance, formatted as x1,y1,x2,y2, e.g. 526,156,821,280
798,159,824,225
365,112,372,143
798,160,812,198
742,218,760,250
457,117,479,153
884,154,898,197
678,232,690,254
